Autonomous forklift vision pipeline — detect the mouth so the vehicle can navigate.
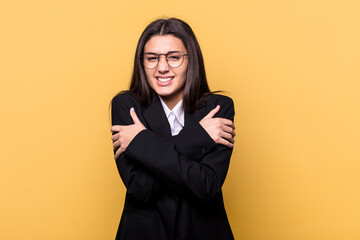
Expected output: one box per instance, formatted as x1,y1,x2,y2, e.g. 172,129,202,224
156,77,174,82
155,76,174,86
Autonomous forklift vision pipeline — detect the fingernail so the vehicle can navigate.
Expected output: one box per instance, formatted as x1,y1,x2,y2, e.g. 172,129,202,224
217,105,220,108
131,107,134,112
232,144,235,148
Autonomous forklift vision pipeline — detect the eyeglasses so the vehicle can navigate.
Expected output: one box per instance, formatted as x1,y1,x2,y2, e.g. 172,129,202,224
142,51,188,69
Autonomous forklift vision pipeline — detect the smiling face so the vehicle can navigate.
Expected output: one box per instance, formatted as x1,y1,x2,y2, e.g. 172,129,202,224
143,35,188,109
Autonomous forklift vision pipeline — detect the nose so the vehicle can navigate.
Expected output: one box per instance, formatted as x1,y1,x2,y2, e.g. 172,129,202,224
157,55,170,72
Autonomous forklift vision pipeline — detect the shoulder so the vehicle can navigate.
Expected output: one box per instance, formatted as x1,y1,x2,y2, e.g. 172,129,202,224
111,91,143,125
205,93,234,106
112,91,140,108
204,93,235,120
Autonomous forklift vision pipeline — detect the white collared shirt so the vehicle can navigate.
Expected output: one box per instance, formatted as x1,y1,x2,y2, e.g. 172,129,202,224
159,97,184,136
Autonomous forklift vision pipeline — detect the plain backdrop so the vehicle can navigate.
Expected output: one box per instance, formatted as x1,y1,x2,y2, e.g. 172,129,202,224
1,0,359,239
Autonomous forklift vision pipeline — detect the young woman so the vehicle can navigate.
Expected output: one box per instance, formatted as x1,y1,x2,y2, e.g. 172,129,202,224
111,18,236,240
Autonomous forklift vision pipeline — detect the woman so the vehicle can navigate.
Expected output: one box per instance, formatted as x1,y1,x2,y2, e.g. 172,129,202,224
111,18,236,240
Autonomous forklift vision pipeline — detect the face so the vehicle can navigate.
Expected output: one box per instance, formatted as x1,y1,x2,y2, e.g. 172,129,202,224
143,35,188,108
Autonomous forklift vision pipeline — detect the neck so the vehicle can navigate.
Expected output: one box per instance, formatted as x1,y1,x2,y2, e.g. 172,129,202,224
161,95,182,110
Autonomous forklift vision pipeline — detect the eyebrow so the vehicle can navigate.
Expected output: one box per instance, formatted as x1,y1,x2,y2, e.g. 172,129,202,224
144,51,182,55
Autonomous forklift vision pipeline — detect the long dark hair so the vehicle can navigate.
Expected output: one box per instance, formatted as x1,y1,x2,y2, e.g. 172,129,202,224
122,18,212,112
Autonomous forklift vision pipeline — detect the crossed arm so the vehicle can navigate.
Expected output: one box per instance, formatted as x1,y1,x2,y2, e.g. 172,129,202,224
111,105,235,159
111,94,235,202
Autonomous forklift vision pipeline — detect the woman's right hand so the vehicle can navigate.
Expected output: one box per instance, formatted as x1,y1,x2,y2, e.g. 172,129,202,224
199,105,236,148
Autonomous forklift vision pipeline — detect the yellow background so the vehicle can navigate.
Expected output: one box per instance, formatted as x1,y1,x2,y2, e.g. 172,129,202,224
1,0,359,239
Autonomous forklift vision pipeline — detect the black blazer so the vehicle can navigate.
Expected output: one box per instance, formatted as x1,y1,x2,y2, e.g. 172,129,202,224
111,92,235,240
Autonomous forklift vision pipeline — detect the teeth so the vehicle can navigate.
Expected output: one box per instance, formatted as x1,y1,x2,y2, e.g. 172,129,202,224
157,77,173,82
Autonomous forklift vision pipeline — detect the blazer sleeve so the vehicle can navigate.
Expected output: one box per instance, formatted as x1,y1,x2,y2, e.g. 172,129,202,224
172,120,217,162
124,96,235,202
172,96,233,161
111,93,163,203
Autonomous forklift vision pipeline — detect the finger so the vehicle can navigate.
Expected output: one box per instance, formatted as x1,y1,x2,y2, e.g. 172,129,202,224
111,125,122,132
113,140,120,149
114,147,125,160
218,138,235,148
129,107,141,124
111,133,119,142
221,132,235,144
219,118,235,129
222,125,236,137
203,105,220,119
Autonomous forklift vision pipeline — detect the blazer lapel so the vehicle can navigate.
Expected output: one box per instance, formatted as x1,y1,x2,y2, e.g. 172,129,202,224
142,98,208,139
142,97,172,140
184,101,207,127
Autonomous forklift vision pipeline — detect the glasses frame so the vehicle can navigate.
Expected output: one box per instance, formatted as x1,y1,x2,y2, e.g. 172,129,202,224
142,51,188,69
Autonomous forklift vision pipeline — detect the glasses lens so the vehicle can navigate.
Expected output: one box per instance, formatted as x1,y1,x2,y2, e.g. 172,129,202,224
143,53,158,69
167,52,184,68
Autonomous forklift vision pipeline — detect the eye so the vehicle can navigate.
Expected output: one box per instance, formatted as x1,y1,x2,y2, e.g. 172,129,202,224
167,54,181,61
146,56,158,61
144,54,158,62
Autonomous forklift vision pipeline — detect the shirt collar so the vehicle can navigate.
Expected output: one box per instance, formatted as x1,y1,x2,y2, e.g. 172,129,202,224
158,96,185,127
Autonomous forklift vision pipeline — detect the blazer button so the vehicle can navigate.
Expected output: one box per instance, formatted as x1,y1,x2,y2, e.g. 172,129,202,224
201,147,206,154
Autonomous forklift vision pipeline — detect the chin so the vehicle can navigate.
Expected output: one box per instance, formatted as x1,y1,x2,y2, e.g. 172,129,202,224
154,89,174,97
157,93,173,99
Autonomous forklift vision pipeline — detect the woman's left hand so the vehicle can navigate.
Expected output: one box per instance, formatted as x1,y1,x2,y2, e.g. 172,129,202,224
111,108,146,159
